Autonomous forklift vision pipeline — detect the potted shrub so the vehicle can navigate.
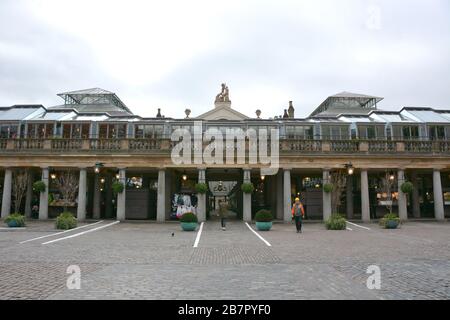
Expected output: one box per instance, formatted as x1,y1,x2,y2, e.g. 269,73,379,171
400,181,413,194
255,209,273,231
323,183,334,193
55,212,77,230
379,213,400,229
241,182,254,194
112,181,125,194
5,213,25,228
179,212,198,231
33,180,46,193
194,182,208,194
325,214,346,230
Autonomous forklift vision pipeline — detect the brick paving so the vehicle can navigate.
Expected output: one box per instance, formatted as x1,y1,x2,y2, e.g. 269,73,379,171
0,219,449,299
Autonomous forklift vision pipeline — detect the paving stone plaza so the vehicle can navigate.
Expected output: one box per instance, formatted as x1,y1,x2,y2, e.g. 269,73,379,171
0,220,448,300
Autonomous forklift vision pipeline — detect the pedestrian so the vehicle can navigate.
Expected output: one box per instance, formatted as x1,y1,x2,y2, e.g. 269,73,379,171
218,199,229,231
291,197,305,233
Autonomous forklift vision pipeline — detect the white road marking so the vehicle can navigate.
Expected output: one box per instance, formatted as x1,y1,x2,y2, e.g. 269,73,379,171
346,221,371,230
193,222,204,248
20,220,104,244
346,227,353,231
245,222,272,247
42,221,119,245
0,227,27,230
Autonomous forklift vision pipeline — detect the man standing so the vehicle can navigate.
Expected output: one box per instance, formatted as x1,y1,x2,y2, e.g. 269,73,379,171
291,197,305,233
218,199,229,231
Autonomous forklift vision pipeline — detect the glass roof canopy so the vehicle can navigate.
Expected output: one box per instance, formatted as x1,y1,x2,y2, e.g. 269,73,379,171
56,88,132,114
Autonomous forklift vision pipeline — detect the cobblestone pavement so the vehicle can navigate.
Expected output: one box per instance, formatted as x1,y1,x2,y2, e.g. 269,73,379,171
0,220,449,299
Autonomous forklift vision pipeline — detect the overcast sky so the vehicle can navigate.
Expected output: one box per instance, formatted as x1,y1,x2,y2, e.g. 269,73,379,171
0,0,449,118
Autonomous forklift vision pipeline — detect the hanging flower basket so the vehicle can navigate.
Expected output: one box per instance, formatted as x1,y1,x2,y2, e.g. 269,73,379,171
241,182,254,194
323,183,334,193
400,181,413,194
112,181,125,194
33,180,46,193
194,182,208,194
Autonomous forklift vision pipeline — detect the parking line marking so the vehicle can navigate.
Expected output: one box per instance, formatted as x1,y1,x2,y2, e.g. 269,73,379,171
346,227,353,231
346,221,371,230
245,222,271,247
20,220,104,244
42,221,119,245
193,222,204,248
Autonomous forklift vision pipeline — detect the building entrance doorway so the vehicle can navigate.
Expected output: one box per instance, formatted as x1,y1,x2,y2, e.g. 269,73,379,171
207,180,239,220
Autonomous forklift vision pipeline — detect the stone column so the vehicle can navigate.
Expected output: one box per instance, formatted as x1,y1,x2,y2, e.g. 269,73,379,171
39,167,49,220
157,169,166,222
77,168,87,221
411,172,421,218
322,169,331,221
1,168,12,218
116,168,126,221
276,170,283,220
433,169,445,220
360,169,370,222
346,174,353,219
105,173,113,219
243,169,252,222
93,174,101,219
397,169,408,221
283,169,292,222
25,171,33,218
197,169,206,222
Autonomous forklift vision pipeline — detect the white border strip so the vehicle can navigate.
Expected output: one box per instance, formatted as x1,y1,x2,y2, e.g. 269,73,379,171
20,220,104,244
42,221,119,245
245,222,271,247
346,221,371,230
346,227,353,231
193,222,204,248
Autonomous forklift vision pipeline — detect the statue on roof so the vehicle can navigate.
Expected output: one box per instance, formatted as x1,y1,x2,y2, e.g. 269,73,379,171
215,83,230,103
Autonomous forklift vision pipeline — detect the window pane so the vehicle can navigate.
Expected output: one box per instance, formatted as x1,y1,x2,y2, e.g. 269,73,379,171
45,124,54,138
135,125,144,138
117,124,126,138
81,124,90,138
99,124,108,139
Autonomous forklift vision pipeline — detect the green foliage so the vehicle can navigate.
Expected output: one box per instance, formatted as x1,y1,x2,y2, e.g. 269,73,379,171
55,212,77,230
112,181,125,194
5,213,25,227
33,180,46,193
194,182,208,194
179,212,198,223
255,209,273,222
325,214,347,230
379,213,401,228
400,181,413,194
241,182,254,194
323,183,334,193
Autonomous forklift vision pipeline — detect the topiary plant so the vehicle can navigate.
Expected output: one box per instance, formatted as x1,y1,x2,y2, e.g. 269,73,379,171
400,181,413,194
179,212,198,223
194,182,208,194
33,180,46,193
255,209,273,222
379,213,401,229
325,214,346,230
5,213,25,227
112,181,125,194
55,212,77,230
323,183,334,193
241,182,254,194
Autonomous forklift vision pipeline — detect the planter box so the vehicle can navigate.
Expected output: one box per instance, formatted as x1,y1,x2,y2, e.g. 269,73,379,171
7,220,22,228
180,222,198,231
385,220,399,229
255,221,272,231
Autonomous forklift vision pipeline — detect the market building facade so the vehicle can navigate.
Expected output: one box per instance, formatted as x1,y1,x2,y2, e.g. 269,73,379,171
1,86,449,222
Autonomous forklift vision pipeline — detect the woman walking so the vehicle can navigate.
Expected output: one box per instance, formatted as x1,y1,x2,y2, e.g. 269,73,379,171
291,197,305,233
218,199,229,231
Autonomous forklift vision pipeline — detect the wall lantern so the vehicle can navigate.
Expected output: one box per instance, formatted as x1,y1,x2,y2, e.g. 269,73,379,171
345,162,354,175
389,171,395,181
94,162,104,174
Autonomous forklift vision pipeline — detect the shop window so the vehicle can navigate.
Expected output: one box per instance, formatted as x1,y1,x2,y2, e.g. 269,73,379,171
429,126,445,140
45,123,54,138
402,126,419,140
367,127,376,139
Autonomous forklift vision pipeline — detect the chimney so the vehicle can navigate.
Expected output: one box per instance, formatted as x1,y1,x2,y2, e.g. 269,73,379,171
288,101,295,118
156,108,162,118
283,109,289,119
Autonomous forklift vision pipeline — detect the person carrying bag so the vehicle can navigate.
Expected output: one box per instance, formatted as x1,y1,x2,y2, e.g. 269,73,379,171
291,197,305,233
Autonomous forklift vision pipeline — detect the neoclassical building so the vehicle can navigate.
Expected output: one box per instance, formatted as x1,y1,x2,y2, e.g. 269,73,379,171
1,87,449,222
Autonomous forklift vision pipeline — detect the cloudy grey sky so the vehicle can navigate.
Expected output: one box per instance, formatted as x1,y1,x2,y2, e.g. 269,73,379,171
0,0,449,118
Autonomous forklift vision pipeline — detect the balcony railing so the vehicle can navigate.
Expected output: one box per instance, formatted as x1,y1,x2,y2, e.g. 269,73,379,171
0,138,450,155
